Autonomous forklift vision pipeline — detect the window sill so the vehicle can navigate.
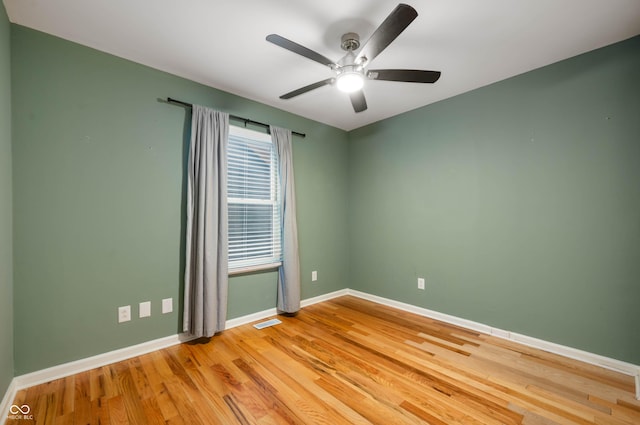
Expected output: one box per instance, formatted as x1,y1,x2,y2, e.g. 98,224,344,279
229,262,282,276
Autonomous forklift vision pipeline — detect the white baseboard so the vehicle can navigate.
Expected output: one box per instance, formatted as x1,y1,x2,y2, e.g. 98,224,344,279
225,288,349,329
6,288,349,396
508,331,639,377
13,334,195,392
0,379,17,423
2,286,638,414
225,307,279,329
346,288,640,399
347,289,496,335
301,289,349,308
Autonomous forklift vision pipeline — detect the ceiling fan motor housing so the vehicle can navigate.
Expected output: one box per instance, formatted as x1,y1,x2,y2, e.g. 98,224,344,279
341,32,360,51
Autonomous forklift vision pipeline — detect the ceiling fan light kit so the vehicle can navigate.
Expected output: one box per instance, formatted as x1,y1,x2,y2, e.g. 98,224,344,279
336,68,364,93
266,3,441,113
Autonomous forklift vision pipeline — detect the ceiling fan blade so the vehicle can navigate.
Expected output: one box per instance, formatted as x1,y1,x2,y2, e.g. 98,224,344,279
280,78,335,99
356,4,418,65
349,90,367,113
368,69,441,83
266,34,335,68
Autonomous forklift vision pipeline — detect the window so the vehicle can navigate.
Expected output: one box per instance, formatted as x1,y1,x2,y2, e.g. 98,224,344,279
227,126,282,272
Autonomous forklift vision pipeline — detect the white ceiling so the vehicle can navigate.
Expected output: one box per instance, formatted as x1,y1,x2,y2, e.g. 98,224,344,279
4,0,640,131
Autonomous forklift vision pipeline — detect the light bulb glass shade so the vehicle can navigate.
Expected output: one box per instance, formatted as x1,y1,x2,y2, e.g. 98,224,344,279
336,71,364,93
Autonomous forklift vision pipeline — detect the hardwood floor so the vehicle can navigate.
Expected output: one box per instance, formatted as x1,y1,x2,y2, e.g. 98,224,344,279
7,296,640,424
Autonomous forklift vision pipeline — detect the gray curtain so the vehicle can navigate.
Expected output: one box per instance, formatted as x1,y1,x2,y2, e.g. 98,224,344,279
270,126,301,313
183,105,229,337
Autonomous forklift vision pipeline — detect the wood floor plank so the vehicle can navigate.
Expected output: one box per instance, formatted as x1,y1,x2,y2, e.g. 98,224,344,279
234,338,363,425
7,296,639,424
107,395,130,425
257,345,371,424
326,330,521,424
91,397,112,425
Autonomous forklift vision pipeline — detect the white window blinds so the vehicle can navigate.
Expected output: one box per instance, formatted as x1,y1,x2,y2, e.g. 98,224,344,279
227,126,282,271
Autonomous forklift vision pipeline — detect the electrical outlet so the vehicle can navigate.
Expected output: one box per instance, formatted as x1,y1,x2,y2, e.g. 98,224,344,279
118,305,131,323
312,271,318,282
139,301,151,318
417,278,425,290
162,298,173,314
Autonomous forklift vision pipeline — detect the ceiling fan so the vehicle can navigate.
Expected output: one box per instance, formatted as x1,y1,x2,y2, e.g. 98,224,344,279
266,3,441,113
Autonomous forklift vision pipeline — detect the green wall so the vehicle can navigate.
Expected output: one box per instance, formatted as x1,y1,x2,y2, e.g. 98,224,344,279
8,19,639,378
0,1,14,396
348,36,640,364
11,25,349,374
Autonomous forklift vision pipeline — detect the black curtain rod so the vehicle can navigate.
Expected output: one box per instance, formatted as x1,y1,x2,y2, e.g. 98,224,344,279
166,97,306,138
